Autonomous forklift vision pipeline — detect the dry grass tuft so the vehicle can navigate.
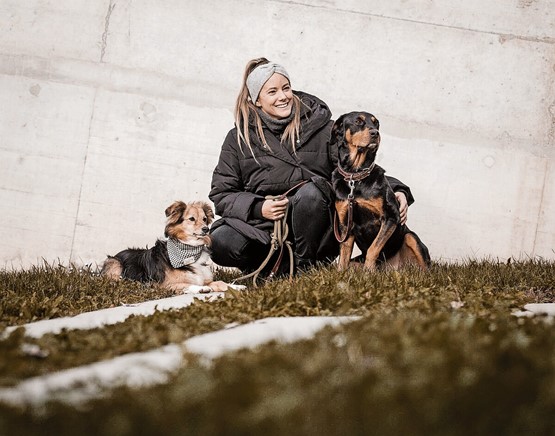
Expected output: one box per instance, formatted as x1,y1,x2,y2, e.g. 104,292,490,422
0,259,554,435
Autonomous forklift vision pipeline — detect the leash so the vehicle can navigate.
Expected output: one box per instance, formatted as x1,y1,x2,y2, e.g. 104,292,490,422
333,163,375,243
234,180,309,287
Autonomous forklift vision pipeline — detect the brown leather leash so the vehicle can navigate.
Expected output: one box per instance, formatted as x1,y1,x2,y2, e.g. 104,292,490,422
333,163,375,243
234,180,309,287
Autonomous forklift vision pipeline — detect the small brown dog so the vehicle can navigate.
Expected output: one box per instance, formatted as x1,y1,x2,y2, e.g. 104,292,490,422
101,201,245,293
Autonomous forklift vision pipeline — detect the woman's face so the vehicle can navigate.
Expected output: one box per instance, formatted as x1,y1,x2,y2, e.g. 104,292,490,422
255,73,293,119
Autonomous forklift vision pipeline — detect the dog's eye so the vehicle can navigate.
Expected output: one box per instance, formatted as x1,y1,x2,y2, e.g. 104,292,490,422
203,217,207,223
188,217,195,222
355,118,363,125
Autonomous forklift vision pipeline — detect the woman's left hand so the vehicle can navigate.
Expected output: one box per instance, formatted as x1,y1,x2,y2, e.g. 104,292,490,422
395,192,408,225
261,197,289,221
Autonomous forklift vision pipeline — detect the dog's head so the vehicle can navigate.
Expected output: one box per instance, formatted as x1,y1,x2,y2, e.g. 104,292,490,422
330,111,380,170
164,201,215,246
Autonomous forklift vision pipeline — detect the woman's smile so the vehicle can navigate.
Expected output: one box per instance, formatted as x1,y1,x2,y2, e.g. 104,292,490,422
255,73,294,119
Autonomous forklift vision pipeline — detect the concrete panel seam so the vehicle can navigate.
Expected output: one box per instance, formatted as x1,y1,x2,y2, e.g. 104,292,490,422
532,159,549,256
549,99,555,144
0,53,230,109
100,0,117,62
69,89,98,262
270,0,555,45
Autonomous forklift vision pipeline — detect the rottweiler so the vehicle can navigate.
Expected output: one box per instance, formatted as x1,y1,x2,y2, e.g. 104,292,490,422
330,111,430,271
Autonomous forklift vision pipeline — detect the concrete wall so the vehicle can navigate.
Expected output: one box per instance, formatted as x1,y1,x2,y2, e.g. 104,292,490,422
1,0,554,269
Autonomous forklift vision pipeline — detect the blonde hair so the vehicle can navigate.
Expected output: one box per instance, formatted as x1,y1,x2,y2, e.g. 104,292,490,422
235,57,303,157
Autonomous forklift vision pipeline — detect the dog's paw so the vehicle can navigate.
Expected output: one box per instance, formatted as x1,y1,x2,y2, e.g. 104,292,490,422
205,280,245,292
228,284,247,291
182,285,212,294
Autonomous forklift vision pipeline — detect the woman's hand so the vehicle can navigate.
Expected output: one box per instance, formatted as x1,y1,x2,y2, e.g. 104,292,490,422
395,192,408,225
261,197,289,221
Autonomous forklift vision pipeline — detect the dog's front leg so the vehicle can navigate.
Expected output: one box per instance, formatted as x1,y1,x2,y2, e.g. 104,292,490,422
364,219,396,270
207,281,247,292
335,200,355,271
338,234,356,271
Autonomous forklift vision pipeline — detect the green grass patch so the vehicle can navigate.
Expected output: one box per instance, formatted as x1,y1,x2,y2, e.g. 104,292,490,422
0,259,552,385
0,259,554,435
1,312,555,435
0,262,175,329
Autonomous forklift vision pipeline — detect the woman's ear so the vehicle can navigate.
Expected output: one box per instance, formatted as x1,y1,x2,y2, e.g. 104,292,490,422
255,100,262,107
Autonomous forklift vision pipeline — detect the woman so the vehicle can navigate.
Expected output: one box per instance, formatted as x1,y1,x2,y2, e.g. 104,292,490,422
209,57,413,275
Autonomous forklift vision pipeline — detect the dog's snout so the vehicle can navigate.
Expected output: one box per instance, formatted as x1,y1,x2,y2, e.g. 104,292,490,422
370,129,379,138
202,226,209,234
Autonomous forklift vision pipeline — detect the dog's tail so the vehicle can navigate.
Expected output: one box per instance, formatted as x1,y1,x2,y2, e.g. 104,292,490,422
100,256,123,280
404,229,431,268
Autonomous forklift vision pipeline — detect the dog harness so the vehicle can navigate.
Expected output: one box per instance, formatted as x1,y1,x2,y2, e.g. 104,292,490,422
334,163,376,243
166,238,206,268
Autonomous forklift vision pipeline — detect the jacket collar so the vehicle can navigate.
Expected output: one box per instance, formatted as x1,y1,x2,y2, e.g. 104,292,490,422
248,91,331,165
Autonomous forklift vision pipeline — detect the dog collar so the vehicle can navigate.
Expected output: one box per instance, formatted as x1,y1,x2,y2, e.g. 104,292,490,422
337,162,375,182
167,238,206,268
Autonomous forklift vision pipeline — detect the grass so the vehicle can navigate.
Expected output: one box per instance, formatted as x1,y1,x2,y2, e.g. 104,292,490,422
0,263,175,329
0,259,554,435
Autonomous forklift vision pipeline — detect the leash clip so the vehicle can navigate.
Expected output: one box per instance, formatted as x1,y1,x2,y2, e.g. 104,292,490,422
348,178,356,200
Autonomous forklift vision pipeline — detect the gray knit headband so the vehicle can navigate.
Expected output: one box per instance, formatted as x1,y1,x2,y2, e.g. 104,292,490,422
246,62,290,103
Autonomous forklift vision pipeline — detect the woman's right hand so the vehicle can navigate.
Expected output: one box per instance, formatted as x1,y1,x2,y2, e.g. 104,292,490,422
261,197,289,221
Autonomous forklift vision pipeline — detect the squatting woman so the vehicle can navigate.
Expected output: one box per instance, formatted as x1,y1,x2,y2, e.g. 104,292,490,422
209,57,414,275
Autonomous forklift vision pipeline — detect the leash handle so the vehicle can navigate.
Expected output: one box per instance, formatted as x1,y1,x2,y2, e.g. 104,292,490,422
334,175,356,243
334,200,354,243
233,180,309,286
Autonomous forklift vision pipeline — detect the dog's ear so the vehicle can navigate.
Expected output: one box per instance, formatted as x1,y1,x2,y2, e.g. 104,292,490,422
201,202,215,224
330,114,346,145
165,201,185,218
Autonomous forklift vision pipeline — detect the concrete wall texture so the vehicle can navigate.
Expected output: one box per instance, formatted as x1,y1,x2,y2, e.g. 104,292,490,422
1,0,554,269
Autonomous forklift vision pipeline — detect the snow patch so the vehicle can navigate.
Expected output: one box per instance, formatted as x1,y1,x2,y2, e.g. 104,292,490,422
0,316,359,409
184,316,360,361
0,344,184,409
3,292,224,339
513,303,555,318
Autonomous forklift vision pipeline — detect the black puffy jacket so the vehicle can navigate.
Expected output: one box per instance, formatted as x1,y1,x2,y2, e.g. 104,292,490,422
209,91,413,244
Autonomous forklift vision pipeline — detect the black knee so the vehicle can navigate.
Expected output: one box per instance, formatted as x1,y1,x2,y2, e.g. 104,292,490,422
291,182,328,212
210,224,267,271
289,182,336,264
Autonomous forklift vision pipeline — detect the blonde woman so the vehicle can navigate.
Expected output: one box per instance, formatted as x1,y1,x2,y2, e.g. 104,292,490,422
209,57,413,275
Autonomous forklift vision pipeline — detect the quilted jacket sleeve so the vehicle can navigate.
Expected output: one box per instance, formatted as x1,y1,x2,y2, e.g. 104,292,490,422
385,175,415,206
209,130,265,222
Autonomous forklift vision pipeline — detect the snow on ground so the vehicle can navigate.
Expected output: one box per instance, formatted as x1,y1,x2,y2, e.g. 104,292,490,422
2,295,553,410
0,344,184,409
2,292,224,339
513,303,555,318
0,316,358,409
185,316,360,362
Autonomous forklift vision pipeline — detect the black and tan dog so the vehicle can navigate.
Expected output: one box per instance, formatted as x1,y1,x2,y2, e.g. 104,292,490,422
101,201,245,293
331,111,430,271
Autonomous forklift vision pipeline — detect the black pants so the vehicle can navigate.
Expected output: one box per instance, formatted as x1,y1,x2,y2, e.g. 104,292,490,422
210,182,338,273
